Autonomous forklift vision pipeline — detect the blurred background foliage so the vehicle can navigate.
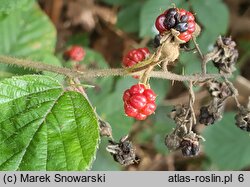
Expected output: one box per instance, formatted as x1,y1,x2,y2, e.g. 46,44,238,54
0,0,250,170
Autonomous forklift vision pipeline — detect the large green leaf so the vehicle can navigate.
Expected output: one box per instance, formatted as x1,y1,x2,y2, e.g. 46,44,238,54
0,5,56,56
0,0,30,14
0,12,21,54
0,5,56,76
153,106,176,155
117,2,141,33
190,0,229,52
0,75,99,171
11,6,56,57
203,113,250,170
150,77,169,104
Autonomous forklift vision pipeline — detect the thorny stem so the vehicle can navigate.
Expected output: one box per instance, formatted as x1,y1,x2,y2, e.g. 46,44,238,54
140,65,154,85
223,77,241,109
126,40,165,73
188,81,196,132
138,41,167,83
0,55,229,82
192,37,206,75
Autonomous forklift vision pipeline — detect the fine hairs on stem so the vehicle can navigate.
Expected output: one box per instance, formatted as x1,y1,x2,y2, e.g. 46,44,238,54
188,81,196,132
0,55,229,82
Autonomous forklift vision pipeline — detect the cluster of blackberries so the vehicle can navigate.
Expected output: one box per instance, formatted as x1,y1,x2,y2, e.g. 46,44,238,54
205,36,239,74
155,8,196,42
165,105,201,157
235,106,250,132
106,135,139,166
199,80,233,126
199,106,217,125
165,130,201,157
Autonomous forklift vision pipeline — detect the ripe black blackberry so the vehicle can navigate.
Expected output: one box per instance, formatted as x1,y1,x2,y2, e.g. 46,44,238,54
165,133,182,151
164,8,178,29
235,107,250,132
199,106,216,125
153,34,161,48
155,8,196,42
205,36,239,74
180,138,200,157
164,8,188,33
106,135,139,166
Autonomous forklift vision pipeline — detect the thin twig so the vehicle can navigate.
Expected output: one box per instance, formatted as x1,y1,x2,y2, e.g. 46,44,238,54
223,77,241,109
140,65,154,85
192,37,204,59
192,37,206,75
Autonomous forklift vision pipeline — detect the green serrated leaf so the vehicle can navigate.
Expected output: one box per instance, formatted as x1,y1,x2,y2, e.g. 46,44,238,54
203,113,250,170
117,2,141,33
0,75,99,171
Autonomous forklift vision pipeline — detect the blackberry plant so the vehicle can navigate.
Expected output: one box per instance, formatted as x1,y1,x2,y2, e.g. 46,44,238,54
0,0,248,170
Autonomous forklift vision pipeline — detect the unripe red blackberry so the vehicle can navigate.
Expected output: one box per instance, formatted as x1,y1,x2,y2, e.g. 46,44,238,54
64,45,85,62
123,84,157,120
122,48,150,79
122,48,150,67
